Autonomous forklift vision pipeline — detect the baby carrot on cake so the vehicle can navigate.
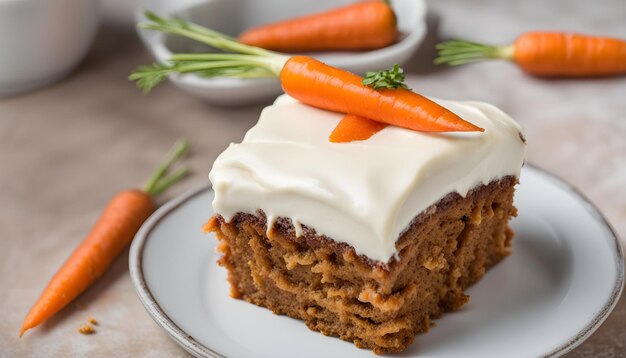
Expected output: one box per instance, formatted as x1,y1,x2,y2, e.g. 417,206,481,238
238,0,398,52
130,12,483,140
330,114,388,143
435,32,626,77
20,140,190,337
323,64,404,142
281,56,482,133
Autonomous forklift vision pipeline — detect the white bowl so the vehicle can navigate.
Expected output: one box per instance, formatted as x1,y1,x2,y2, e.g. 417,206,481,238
0,0,100,96
135,0,427,106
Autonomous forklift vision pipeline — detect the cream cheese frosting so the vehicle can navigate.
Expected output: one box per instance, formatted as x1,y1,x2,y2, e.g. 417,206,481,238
209,95,526,263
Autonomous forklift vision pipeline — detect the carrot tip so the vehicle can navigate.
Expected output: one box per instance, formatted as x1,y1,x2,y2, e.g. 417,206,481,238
329,137,348,143
463,123,485,132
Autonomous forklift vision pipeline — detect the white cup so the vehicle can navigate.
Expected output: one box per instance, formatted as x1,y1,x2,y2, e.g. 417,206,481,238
0,0,100,96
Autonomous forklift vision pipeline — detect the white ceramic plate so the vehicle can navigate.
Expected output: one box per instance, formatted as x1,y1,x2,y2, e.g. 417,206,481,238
135,0,427,105
129,165,624,358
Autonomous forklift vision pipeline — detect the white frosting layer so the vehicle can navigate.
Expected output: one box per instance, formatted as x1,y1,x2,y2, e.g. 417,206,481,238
210,95,526,263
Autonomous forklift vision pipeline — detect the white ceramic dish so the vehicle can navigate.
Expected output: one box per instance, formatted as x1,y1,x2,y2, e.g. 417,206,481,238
129,165,624,358
0,0,100,96
134,0,427,106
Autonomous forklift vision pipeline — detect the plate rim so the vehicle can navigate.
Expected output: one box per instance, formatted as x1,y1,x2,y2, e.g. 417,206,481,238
128,164,624,358
129,183,225,358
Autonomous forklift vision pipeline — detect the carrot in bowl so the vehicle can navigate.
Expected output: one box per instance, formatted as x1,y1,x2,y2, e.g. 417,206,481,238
435,32,626,77
20,139,190,337
239,1,398,52
130,12,483,139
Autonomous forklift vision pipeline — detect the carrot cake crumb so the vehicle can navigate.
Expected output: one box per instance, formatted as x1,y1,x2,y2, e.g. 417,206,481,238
88,317,98,325
78,324,95,335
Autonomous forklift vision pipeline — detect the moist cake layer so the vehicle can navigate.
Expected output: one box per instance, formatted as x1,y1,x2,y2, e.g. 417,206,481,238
207,176,518,354
210,95,525,262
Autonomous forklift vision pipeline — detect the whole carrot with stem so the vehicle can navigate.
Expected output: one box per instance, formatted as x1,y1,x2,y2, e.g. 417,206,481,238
435,32,626,77
20,139,190,337
239,0,398,52
130,12,483,136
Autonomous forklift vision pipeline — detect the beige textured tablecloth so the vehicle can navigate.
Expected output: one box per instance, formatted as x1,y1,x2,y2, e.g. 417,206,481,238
1,0,625,356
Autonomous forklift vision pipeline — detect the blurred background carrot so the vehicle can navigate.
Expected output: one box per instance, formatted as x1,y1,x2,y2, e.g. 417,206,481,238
239,0,398,52
435,32,626,77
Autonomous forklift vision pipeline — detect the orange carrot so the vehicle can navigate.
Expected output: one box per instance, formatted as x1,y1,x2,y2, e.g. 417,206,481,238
330,114,387,142
20,140,190,337
239,1,398,52
281,56,483,132
132,14,483,134
435,32,626,77
20,191,154,337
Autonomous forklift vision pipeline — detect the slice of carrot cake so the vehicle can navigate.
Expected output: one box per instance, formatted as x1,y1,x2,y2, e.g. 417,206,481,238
205,95,526,354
